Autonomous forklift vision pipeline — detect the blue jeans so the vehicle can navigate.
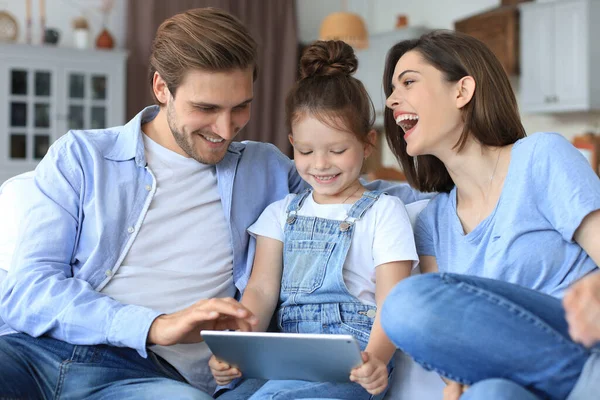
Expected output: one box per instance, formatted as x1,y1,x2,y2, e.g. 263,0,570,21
381,273,592,400
0,333,212,399
218,377,374,400
462,379,541,400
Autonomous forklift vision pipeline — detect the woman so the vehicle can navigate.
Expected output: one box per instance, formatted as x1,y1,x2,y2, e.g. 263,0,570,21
379,30,600,400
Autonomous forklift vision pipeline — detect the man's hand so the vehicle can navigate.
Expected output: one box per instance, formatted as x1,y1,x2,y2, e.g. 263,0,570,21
147,297,258,346
349,351,388,395
563,272,600,348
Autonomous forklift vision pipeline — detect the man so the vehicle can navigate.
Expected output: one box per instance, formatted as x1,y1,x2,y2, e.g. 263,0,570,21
0,8,424,399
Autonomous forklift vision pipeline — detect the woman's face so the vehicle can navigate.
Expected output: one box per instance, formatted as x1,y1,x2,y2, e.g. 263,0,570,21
385,50,465,157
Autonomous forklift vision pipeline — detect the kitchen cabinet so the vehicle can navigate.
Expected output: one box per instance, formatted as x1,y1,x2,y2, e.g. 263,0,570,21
354,27,430,126
455,6,520,76
519,0,600,113
0,44,127,183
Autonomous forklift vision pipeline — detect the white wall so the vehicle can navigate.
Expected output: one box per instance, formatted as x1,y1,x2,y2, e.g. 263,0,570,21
371,0,499,33
296,0,498,42
4,0,127,49
296,0,600,168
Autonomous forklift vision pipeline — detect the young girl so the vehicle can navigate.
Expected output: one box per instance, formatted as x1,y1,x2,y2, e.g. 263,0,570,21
210,40,418,399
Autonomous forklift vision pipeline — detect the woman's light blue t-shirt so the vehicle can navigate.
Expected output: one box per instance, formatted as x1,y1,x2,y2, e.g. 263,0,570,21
415,132,600,298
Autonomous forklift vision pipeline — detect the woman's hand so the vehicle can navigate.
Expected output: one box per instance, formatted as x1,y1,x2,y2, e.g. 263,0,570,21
209,355,242,386
349,351,389,395
563,272,600,347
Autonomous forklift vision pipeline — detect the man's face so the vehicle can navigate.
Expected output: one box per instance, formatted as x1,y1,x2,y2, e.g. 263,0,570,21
165,68,254,165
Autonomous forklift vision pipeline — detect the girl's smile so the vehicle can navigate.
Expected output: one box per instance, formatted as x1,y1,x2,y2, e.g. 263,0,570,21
289,115,374,204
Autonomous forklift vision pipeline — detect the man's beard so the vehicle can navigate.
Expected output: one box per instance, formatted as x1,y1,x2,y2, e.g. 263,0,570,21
166,103,227,165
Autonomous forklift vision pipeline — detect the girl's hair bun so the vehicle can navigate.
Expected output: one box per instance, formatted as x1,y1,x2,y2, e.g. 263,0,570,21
299,40,358,80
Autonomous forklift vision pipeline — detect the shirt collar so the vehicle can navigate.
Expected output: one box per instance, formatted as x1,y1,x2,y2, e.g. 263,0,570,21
105,105,159,166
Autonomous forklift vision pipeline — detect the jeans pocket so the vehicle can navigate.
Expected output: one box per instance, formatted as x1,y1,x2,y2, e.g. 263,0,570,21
279,320,299,333
282,240,335,294
148,351,187,383
69,345,105,364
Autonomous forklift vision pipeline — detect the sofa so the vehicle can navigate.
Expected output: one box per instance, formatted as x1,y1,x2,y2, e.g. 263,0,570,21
0,172,445,399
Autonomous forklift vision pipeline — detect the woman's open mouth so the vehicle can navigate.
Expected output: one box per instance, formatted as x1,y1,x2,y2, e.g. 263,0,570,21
395,114,419,137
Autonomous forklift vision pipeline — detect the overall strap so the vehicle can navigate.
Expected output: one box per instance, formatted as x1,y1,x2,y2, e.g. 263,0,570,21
285,189,312,224
341,190,386,229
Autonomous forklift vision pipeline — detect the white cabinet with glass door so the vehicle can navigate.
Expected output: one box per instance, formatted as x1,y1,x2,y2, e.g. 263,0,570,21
0,44,127,183
519,0,600,113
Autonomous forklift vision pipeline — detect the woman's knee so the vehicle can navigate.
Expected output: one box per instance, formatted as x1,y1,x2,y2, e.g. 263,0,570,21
381,274,446,342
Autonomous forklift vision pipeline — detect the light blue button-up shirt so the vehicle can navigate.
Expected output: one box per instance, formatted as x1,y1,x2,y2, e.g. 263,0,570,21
0,106,428,358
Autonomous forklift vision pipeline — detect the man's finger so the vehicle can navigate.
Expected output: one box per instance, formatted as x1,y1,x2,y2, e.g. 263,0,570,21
192,310,221,324
214,315,253,333
234,316,253,332
195,301,249,319
191,301,258,328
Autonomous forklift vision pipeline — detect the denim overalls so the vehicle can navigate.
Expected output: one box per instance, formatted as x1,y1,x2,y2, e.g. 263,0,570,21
245,189,392,400
241,190,392,400
276,189,384,348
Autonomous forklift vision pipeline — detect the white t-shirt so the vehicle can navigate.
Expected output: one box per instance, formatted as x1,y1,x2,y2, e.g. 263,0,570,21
248,192,418,306
101,134,235,393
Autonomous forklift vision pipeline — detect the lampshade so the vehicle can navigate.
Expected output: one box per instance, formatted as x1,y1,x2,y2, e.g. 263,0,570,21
319,12,369,49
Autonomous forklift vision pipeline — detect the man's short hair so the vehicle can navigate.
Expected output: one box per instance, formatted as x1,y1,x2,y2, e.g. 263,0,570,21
149,7,258,105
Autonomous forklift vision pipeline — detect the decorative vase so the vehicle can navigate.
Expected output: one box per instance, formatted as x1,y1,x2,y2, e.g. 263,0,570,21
74,28,89,49
95,27,114,49
43,28,60,45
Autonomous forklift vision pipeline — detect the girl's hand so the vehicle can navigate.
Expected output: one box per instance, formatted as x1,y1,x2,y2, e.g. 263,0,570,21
443,380,469,400
209,355,241,386
349,351,388,395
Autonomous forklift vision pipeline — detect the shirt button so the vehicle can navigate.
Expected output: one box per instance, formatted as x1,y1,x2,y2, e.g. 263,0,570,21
366,309,377,318
145,185,152,191
105,270,113,277
127,226,135,234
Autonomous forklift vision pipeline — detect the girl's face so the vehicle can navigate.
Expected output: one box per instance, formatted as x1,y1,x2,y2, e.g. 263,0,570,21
385,50,465,158
289,115,373,203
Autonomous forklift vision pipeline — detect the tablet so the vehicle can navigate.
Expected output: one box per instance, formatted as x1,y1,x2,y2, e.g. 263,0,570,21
201,330,363,382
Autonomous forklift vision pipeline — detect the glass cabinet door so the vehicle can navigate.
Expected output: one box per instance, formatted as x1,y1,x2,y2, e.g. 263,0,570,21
8,68,53,161
1,51,125,184
66,71,108,131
